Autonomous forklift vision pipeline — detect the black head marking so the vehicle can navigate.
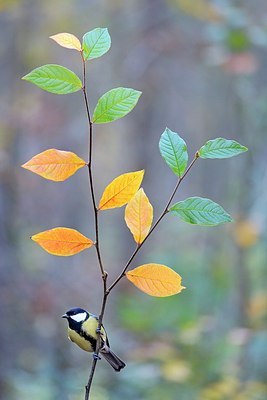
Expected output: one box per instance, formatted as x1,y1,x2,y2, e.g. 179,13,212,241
65,307,88,316
61,307,89,331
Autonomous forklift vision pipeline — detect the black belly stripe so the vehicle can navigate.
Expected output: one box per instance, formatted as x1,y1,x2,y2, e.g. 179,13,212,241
79,329,97,351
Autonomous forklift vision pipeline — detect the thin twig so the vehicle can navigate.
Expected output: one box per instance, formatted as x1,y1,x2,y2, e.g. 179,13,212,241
108,154,199,292
81,53,109,400
85,292,109,399
81,52,105,279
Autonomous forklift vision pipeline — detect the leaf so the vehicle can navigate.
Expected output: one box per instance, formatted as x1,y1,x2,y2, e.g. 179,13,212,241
199,138,248,159
22,64,82,94
176,0,221,22
21,149,87,181
50,33,82,51
92,87,142,124
125,188,153,244
99,170,144,210
31,227,94,256
159,128,188,177
233,220,259,248
126,263,185,297
82,28,111,60
170,197,233,226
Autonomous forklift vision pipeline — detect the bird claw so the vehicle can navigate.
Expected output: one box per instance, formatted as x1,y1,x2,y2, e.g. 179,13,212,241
96,327,101,334
93,353,101,361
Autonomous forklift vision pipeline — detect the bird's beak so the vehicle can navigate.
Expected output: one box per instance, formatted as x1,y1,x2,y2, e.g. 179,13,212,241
61,314,68,319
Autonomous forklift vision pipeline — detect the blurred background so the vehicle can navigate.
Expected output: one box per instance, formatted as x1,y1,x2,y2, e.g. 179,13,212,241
1,0,267,399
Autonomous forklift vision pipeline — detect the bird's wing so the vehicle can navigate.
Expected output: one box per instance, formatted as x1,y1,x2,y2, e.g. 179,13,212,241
93,315,109,344
96,322,109,347
87,314,109,346
102,324,110,347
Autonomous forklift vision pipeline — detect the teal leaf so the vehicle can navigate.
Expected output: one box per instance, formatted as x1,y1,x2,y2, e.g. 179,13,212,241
159,128,188,177
22,64,82,94
92,87,142,124
199,138,248,159
170,197,233,226
82,28,111,60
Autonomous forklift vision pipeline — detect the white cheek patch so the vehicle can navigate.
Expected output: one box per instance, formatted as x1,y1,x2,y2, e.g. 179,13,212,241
70,312,87,323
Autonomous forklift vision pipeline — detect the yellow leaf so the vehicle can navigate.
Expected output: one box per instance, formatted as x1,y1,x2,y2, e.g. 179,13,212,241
126,263,185,297
233,220,259,248
21,149,86,181
162,360,191,383
173,0,221,22
31,227,94,256
50,33,82,51
99,170,144,210
125,188,153,244
248,292,267,319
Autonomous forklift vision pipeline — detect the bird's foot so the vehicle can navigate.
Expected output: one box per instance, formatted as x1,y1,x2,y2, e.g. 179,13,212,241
93,353,101,361
96,327,101,334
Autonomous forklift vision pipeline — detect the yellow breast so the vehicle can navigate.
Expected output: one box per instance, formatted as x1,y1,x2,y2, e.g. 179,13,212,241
68,315,107,352
68,328,93,352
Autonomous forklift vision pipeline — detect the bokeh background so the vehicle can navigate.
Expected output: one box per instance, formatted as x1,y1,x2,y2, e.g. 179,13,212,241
1,0,267,399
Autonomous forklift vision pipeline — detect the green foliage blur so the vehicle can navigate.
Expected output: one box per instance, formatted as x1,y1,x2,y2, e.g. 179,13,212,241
1,0,267,399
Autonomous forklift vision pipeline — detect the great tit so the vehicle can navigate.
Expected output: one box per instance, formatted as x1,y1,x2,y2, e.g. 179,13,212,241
62,307,126,372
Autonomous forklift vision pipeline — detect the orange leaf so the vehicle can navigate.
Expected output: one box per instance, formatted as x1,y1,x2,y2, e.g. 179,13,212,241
99,170,144,210
21,149,86,181
126,263,185,297
125,188,153,244
31,227,94,256
50,33,82,51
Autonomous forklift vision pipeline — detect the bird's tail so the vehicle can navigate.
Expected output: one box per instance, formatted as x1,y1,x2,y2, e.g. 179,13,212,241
100,345,126,372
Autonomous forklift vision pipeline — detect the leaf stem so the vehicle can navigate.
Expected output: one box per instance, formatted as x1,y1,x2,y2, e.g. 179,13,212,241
108,154,199,292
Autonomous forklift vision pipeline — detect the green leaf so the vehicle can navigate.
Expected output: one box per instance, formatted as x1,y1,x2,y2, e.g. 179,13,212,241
199,138,248,159
159,128,188,177
82,28,111,60
22,64,82,94
170,197,233,226
92,87,142,124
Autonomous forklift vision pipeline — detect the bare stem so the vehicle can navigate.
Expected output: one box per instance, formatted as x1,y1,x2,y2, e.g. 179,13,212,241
85,291,109,400
81,53,109,400
81,53,105,279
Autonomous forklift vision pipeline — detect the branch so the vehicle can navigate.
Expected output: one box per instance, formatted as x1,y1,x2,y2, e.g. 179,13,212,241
84,292,109,399
81,53,105,280
81,49,198,398
108,154,199,292
81,53,109,400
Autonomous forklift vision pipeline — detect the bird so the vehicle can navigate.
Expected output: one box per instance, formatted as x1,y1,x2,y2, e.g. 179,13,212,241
61,307,126,372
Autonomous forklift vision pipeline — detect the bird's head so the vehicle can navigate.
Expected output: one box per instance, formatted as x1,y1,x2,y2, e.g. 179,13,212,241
62,308,89,329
